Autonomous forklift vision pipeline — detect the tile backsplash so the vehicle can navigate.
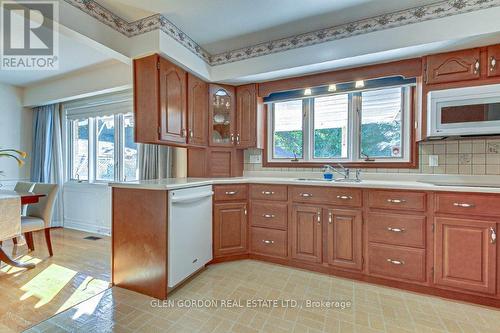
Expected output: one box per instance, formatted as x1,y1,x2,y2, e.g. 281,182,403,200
244,138,500,175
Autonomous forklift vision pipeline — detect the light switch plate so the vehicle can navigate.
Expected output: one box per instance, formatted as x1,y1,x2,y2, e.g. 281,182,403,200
249,154,262,164
429,155,439,167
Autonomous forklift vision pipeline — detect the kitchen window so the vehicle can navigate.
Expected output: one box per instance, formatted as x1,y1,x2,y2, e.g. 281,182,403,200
267,84,412,165
65,92,137,182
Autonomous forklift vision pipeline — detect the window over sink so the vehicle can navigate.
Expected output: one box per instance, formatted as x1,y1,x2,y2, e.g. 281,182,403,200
266,80,414,166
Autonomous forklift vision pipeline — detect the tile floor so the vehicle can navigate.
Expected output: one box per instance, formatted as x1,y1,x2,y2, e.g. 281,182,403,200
28,260,500,333
0,229,110,332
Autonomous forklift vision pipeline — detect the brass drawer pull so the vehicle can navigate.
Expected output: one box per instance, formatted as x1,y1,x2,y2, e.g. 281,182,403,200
300,193,312,197
262,214,275,218
387,199,406,204
328,210,333,224
262,240,274,244
453,202,475,208
491,227,497,244
387,227,405,233
387,259,405,265
336,195,352,200
261,191,275,195
474,59,480,74
225,191,238,195
491,56,497,71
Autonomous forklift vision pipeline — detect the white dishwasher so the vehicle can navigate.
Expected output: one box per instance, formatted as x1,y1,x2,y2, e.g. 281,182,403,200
168,185,213,288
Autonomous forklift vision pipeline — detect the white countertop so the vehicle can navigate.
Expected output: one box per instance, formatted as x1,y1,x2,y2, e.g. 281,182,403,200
109,173,500,193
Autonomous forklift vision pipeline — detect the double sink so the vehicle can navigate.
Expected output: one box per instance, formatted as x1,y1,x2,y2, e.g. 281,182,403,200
295,178,362,183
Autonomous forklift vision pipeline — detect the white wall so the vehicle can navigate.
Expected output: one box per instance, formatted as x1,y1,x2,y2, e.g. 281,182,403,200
0,83,32,189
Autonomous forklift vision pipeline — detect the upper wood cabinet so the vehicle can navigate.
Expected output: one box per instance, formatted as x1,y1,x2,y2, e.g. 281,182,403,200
159,57,187,143
213,202,248,258
209,84,236,147
187,73,208,146
236,84,263,149
425,48,481,85
487,45,500,77
326,208,363,271
290,204,322,263
434,217,497,295
134,54,187,146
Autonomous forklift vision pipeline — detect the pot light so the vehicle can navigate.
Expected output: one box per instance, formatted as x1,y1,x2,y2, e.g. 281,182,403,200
304,88,312,96
327,84,337,92
355,80,365,88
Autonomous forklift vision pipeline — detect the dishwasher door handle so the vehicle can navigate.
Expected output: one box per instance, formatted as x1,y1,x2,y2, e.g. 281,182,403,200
170,191,214,204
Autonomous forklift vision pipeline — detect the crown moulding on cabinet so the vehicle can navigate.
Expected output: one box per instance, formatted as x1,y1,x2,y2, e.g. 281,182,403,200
65,0,500,66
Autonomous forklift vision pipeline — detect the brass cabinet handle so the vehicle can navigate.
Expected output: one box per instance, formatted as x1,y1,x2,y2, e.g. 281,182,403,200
316,209,321,224
225,191,237,195
387,199,406,204
387,227,405,233
387,259,405,265
474,59,480,74
491,227,497,244
263,214,275,218
189,129,194,138
236,134,240,145
336,195,352,200
244,206,247,215
453,202,475,208
261,191,275,195
262,240,274,244
328,210,333,224
300,193,312,197
490,56,497,71
230,133,235,144
181,129,187,137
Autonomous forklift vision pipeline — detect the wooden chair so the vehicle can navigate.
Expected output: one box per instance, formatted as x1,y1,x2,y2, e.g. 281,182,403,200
21,183,58,256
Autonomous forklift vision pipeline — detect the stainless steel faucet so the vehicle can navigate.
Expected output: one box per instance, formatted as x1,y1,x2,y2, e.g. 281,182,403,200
323,163,350,180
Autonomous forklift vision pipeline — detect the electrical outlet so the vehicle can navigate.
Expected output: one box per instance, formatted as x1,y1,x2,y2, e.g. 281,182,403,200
429,155,439,167
249,154,262,164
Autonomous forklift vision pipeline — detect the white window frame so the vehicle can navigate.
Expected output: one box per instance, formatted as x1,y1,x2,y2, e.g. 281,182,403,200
267,85,412,164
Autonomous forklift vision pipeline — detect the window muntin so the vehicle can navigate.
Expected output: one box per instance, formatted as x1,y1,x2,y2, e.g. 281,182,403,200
71,119,89,181
267,85,410,164
360,87,403,158
313,94,349,159
272,100,303,159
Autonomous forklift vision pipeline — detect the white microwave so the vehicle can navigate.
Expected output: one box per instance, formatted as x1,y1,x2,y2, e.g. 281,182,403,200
427,83,500,137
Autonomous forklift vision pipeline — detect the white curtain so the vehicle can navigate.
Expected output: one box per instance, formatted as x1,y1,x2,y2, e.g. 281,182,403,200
138,144,172,180
30,104,64,226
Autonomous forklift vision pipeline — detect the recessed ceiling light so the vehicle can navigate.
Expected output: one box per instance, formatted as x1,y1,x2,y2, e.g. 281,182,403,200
328,84,337,92
355,80,365,88
304,88,312,96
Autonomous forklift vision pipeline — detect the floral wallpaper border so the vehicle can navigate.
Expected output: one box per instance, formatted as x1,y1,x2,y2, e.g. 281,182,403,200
65,0,500,66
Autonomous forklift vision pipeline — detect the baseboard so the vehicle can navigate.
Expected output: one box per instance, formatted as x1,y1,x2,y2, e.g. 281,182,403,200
63,220,111,235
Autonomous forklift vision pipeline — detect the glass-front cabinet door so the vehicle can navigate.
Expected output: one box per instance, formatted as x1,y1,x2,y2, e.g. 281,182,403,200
209,84,236,146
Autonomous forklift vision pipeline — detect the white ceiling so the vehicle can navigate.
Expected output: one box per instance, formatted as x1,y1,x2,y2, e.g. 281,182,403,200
96,0,439,53
0,28,112,87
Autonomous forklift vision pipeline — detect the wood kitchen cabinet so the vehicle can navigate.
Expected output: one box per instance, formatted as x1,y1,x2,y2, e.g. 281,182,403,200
290,204,322,263
487,44,500,77
209,84,236,147
425,48,481,85
213,202,248,257
134,54,187,145
326,208,363,271
434,217,497,295
187,147,243,177
187,73,208,146
236,84,263,149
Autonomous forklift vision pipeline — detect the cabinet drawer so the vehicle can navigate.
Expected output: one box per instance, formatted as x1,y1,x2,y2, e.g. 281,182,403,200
214,185,247,201
250,184,287,201
368,190,426,212
250,227,287,258
290,186,362,207
367,213,426,248
435,193,500,217
368,243,426,282
251,202,287,230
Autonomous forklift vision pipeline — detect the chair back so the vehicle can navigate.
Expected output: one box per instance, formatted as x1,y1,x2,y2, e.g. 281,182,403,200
26,183,59,228
0,194,21,241
14,181,34,193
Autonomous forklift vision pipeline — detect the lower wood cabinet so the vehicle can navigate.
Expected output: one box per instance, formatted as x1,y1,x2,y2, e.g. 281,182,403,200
290,204,322,263
326,209,363,271
213,202,248,257
434,217,497,295
250,227,287,258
